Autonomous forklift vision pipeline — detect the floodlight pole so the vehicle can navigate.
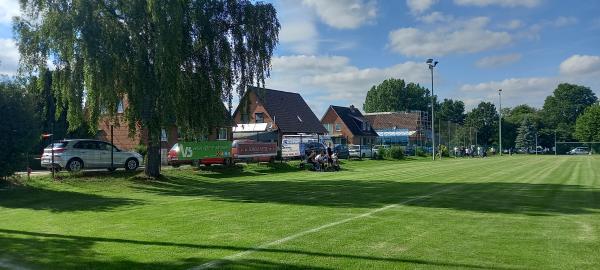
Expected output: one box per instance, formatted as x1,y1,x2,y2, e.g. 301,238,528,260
554,130,557,156
498,89,502,156
535,133,538,156
427,59,438,161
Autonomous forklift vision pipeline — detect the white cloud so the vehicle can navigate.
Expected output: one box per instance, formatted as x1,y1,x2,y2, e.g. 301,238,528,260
559,55,600,76
418,12,453,24
406,0,438,14
499,19,523,30
388,17,511,57
277,1,320,54
302,0,377,29
280,19,319,54
552,16,578,27
0,0,20,24
476,53,522,68
454,0,541,8
459,77,558,108
265,55,432,116
0,38,19,75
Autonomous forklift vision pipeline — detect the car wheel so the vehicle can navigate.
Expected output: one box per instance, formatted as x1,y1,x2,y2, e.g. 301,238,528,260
66,158,84,172
223,158,232,167
125,158,139,171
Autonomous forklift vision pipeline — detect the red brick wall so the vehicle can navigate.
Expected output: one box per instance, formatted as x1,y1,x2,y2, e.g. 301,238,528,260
233,91,277,130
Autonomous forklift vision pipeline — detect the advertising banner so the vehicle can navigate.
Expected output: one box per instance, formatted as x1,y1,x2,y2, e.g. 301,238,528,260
177,141,231,160
236,143,278,158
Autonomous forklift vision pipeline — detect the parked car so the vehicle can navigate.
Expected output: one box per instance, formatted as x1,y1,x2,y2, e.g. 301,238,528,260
349,144,372,158
371,145,390,156
303,142,327,157
568,147,590,155
333,144,350,159
41,139,143,172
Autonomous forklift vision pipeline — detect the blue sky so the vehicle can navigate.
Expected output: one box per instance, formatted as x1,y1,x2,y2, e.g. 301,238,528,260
1,0,600,116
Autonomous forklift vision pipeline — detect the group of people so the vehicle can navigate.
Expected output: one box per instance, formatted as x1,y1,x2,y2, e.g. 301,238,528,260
306,145,340,171
453,146,492,158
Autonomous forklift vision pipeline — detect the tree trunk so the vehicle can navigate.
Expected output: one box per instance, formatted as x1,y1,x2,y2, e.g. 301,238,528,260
145,129,161,178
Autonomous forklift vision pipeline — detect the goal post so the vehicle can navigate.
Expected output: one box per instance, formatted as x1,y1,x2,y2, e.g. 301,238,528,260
555,142,600,155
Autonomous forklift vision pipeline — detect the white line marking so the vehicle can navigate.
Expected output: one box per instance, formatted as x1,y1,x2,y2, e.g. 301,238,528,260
189,185,459,270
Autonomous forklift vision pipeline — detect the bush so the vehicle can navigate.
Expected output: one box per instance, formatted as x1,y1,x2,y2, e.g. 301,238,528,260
416,147,427,157
134,144,148,158
375,148,387,160
439,144,449,157
385,146,405,160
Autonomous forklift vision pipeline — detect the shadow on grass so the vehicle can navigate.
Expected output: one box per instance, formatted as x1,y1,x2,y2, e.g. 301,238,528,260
194,162,304,179
0,185,140,212
135,176,600,215
0,229,516,270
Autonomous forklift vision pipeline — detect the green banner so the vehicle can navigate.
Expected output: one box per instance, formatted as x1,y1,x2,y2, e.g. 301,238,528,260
177,141,231,160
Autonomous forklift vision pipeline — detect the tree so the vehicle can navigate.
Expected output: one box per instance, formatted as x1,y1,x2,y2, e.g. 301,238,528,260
542,83,597,137
438,99,465,124
515,117,537,151
363,78,431,113
575,104,600,142
0,81,40,179
15,0,280,177
465,102,498,146
502,105,538,149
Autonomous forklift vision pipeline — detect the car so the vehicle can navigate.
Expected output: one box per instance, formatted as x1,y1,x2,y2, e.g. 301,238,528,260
41,139,143,172
349,144,373,158
333,144,350,159
371,145,390,156
568,147,590,155
303,142,327,157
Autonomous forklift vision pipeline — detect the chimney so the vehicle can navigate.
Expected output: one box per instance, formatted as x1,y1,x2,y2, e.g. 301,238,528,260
349,104,355,111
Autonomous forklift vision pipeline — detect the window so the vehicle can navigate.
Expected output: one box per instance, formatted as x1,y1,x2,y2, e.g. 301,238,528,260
241,114,249,124
117,99,124,113
255,113,264,123
335,123,342,132
161,129,168,142
217,128,228,140
324,123,333,134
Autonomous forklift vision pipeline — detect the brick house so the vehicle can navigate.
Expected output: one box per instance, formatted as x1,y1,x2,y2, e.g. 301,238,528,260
363,111,430,146
321,105,378,145
97,99,233,163
232,86,327,144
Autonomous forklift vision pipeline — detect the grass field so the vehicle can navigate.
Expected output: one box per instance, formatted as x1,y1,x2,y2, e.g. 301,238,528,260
1,156,599,270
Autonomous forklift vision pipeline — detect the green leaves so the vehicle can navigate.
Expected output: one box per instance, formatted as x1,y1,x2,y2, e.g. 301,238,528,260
575,104,600,142
363,78,431,113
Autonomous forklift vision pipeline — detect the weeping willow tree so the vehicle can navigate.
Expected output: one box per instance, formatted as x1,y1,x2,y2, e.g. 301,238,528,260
14,0,280,177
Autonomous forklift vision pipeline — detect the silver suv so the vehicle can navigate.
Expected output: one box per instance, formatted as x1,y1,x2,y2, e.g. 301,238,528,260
41,139,143,172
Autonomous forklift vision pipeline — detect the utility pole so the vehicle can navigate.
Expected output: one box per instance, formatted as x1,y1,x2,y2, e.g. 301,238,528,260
426,59,438,161
536,133,539,156
498,89,502,156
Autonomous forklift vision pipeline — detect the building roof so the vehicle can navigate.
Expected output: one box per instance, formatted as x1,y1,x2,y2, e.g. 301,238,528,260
239,86,327,134
364,111,426,131
330,105,378,137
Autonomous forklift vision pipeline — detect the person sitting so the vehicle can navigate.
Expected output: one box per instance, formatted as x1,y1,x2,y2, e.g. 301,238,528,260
307,151,318,170
331,152,340,171
316,151,327,171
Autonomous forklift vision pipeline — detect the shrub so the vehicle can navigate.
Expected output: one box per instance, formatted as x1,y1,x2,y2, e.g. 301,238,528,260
134,144,148,158
384,146,405,160
375,148,387,160
416,147,427,157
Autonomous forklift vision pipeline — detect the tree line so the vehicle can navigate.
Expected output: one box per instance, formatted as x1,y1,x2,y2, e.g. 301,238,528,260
363,79,600,152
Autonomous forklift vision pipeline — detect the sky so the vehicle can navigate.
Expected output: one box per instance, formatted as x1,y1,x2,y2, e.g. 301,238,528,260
1,0,600,117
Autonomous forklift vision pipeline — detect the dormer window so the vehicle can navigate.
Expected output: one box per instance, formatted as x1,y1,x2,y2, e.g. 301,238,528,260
255,112,264,123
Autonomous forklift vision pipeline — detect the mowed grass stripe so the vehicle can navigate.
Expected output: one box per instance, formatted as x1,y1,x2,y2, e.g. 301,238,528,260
195,157,552,269
1,156,599,269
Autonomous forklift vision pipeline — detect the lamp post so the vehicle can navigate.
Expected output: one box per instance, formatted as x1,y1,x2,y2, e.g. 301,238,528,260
498,89,502,156
426,58,438,161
